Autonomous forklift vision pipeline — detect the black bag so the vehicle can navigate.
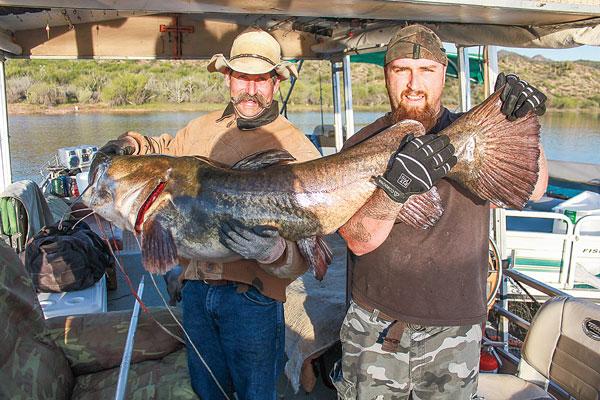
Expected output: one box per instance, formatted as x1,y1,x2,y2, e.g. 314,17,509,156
23,220,114,292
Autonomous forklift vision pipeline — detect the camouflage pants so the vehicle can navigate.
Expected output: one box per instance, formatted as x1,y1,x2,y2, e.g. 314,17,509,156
331,301,482,400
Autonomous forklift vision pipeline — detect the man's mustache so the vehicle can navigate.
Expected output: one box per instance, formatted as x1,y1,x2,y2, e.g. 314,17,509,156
232,92,269,108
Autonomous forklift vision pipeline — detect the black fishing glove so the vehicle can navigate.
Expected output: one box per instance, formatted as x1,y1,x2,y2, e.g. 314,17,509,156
219,220,286,264
373,134,456,203
495,72,547,121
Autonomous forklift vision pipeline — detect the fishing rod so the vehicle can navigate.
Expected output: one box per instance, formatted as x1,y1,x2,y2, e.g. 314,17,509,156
115,276,144,400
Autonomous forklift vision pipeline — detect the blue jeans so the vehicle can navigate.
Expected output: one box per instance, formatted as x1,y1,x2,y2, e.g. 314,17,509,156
182,280,285,400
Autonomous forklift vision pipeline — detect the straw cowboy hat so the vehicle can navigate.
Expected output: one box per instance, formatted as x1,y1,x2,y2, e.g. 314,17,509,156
207,28,298,80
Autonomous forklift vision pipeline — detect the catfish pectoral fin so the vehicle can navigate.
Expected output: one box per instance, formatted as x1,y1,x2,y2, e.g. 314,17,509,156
141,217,178,274
257,236,333,281
297,236,333,281
395,187,444,229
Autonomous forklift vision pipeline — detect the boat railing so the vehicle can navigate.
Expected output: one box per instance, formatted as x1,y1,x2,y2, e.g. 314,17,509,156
493,208,575,290
493,251,570,358
493,208,600,294
488,251,573,399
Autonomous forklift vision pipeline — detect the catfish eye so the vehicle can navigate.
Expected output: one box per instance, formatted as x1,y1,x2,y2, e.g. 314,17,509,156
95,183,115,204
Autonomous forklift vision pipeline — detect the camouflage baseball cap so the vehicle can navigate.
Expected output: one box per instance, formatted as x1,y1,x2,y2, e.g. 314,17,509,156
385,25,448,66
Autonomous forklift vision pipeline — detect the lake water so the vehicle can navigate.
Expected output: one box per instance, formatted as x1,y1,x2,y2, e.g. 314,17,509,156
8,110,600,183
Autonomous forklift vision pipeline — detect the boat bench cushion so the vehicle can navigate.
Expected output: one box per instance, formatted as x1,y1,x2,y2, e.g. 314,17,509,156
0,240,196,399
477,373,554,400
45,307,185,376
71,349,197,400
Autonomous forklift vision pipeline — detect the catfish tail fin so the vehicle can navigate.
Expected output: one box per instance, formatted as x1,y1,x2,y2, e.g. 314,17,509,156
445,89,541,209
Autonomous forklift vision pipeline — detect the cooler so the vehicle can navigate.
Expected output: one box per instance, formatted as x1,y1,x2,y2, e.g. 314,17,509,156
37,275,107,319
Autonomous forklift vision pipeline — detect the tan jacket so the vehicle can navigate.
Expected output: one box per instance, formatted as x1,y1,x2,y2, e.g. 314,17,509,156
122,109,321,301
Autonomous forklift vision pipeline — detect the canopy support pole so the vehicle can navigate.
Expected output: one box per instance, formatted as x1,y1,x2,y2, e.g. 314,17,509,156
457,46,472,112
331,61,344,151
342,55,355,140
280,59,304,118
484,45,499,98
0,55,12,190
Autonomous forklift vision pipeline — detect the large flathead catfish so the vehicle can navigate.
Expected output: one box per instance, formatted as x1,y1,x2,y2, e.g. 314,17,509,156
85,90,540,278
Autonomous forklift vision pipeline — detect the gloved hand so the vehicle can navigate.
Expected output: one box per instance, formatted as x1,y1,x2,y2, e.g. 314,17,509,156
495,72,547,121
219,220,286,264
97,137,137,156
374,133,456,203
89,137,136,182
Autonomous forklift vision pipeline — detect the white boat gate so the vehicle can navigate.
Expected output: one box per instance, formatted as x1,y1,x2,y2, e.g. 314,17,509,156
493,208,600,298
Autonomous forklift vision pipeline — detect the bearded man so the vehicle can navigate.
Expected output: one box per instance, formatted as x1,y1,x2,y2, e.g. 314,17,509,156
333,25,549,399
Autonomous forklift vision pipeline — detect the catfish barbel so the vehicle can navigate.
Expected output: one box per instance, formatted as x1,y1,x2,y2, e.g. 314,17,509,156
84,90,540,278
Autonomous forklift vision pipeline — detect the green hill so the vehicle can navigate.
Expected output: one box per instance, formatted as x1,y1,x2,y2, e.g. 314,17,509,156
5,51,600,113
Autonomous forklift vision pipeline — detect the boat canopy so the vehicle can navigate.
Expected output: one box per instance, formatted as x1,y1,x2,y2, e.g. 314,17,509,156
351,51,485,84
0,1,596,59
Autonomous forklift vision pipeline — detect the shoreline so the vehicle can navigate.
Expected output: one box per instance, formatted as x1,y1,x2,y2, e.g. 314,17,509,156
8,102,391,115
8,102,598,116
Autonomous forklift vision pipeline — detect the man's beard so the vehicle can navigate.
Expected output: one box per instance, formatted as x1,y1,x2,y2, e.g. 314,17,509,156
391,90,439,132
232,92,270,116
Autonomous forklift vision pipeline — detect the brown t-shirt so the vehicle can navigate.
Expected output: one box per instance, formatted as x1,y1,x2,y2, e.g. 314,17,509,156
347,108,490,326
122,109,321,301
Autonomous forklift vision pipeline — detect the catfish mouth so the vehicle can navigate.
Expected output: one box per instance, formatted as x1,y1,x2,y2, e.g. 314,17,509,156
134,181,167,234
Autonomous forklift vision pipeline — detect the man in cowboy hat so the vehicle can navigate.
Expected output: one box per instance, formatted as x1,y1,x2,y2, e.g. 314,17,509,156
334,24,548,399
92,27,321,399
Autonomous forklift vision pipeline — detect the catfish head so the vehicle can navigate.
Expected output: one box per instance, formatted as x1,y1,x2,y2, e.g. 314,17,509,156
83,154,173,234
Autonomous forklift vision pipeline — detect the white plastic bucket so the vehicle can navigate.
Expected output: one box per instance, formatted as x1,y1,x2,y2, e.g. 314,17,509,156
75,171,89,195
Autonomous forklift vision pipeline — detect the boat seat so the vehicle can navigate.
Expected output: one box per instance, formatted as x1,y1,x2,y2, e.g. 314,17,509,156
477,296,600,400
477,374,554,399
0,242,196,399
0,180,57,252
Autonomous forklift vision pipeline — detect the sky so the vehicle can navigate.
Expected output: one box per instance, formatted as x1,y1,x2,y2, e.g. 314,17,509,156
500,45,599,61
444,44,599,61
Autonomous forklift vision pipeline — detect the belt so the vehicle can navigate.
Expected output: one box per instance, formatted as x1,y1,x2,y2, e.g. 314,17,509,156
202,279,231,286
353,297,396,322
352,297,405,352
